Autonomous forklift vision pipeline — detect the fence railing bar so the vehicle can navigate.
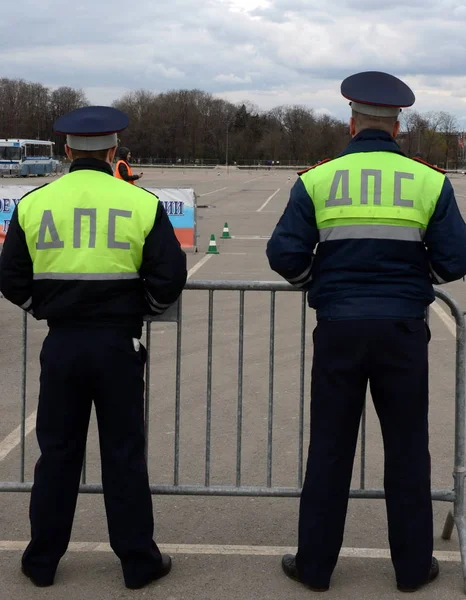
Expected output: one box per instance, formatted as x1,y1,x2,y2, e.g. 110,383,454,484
236,291,245,487
144,322,152,463
81,448,87,485
267,291,276,488
0,481,457,502
451,300,466,519
298,292,306,488
360,403,366,490
20,311,27,483
174,296,183,486
205,290,214,487
185,280,303,292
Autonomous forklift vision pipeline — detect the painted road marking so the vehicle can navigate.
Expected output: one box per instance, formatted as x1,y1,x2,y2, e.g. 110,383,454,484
0,412,37,463
0,541,461,562
257,189,280,212
199,187,228,197
0,254,214,463
243,176,265,184
431,301,457,337
187,255,213,277
231,235,271,240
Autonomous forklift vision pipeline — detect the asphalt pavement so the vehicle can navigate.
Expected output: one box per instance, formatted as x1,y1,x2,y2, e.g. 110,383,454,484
0,167,466,599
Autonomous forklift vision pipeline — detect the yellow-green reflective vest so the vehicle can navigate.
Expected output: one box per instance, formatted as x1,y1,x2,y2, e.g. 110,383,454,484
18,170,158,280
300,153,445,242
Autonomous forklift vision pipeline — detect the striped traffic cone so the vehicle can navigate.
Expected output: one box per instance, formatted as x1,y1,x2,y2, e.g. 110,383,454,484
207,234,220,254
221,222,231,239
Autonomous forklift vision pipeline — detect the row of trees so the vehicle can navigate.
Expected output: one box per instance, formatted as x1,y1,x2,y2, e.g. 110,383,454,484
0,77,464,168
113,89,350,165
399,111,464,169
0,78,87,155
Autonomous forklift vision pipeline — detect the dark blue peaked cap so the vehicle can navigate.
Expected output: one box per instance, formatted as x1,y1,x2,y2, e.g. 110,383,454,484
53,106,129,151
341,71,415,117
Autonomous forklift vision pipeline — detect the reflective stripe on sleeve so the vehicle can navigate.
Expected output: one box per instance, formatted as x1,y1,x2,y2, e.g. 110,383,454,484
20,298,32,310
287,263,313,288
429,265,447,285
145,290,172,314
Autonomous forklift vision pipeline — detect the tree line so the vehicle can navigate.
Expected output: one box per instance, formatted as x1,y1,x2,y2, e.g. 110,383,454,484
0,77,464,168
0,78,87,155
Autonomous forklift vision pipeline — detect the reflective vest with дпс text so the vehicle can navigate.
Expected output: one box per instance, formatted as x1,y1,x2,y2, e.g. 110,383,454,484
115,159,135,184
300,152,445,242
17,169,158,280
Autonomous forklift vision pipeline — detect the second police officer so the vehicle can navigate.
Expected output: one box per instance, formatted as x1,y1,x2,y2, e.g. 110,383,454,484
0,106,187,589
267,72,466,593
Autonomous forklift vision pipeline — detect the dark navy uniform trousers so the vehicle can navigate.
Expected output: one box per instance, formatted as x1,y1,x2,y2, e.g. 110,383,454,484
296,319,432,590
21,328,163,587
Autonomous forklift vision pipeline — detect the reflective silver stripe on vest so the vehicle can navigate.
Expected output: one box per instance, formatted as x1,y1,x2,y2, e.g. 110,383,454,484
33,272,140,281
319,225,424,242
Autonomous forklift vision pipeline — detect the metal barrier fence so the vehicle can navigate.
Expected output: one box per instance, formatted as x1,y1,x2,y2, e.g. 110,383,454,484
1,281,466,590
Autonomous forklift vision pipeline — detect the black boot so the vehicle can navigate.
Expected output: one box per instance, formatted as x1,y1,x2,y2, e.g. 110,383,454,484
125,553,172,590
281,554,329,592
21,564,55,587
397,557,439,593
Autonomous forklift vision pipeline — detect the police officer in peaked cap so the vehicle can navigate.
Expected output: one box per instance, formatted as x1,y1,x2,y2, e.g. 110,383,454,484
267,72,466,592
0,106,187,588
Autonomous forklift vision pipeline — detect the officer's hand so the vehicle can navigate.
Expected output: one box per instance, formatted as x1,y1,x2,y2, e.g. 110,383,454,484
139,173,143,178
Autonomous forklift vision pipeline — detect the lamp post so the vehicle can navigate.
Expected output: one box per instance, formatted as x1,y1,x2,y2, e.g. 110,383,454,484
226,123,229,170
225,115,236,173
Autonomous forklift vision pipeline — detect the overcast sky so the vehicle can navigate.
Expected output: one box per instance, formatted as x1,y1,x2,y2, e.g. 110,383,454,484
4,0,466,125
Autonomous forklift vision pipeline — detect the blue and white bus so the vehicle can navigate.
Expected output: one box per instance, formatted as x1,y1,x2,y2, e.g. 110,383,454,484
0,139,59,176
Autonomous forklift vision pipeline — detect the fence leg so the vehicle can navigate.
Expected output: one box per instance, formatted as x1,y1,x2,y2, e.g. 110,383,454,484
144,322,152,463
455,513,466,594
453,310,466,593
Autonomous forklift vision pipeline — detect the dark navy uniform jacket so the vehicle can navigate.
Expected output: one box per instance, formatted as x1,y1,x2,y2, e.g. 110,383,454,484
266,129,466,320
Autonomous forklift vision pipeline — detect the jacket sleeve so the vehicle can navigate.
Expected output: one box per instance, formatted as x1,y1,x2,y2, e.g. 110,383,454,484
423,177,466,283
0,206,34,313
139,201,187,315
266,178,319,288
118,162,140,182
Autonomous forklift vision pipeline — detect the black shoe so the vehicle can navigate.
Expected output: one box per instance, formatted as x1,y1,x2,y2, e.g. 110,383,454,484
397,558,439,593
281,554,329,592
21,564,55,587
125,554,172,590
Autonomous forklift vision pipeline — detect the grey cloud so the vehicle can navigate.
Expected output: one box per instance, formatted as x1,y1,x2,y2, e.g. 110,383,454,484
2,0,466,122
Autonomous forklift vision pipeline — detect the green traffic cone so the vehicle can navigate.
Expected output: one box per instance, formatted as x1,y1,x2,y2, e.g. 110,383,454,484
221,222,231,239
207,234,220,254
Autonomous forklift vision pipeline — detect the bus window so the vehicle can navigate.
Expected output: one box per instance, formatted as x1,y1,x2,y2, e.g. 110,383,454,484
25,144,52,158
0,147,20,160
5,147,21,160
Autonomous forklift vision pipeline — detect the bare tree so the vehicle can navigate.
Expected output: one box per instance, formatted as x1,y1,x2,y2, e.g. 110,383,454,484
1,76,461,168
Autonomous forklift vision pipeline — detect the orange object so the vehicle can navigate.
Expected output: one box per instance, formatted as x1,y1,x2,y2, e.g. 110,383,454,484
115,160,135,184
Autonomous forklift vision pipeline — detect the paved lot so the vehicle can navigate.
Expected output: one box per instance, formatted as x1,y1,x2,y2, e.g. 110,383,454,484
0,167,466,598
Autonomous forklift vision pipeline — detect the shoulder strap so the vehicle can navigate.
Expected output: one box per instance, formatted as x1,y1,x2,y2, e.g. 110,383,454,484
297,158,333,176
411,156,446,174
